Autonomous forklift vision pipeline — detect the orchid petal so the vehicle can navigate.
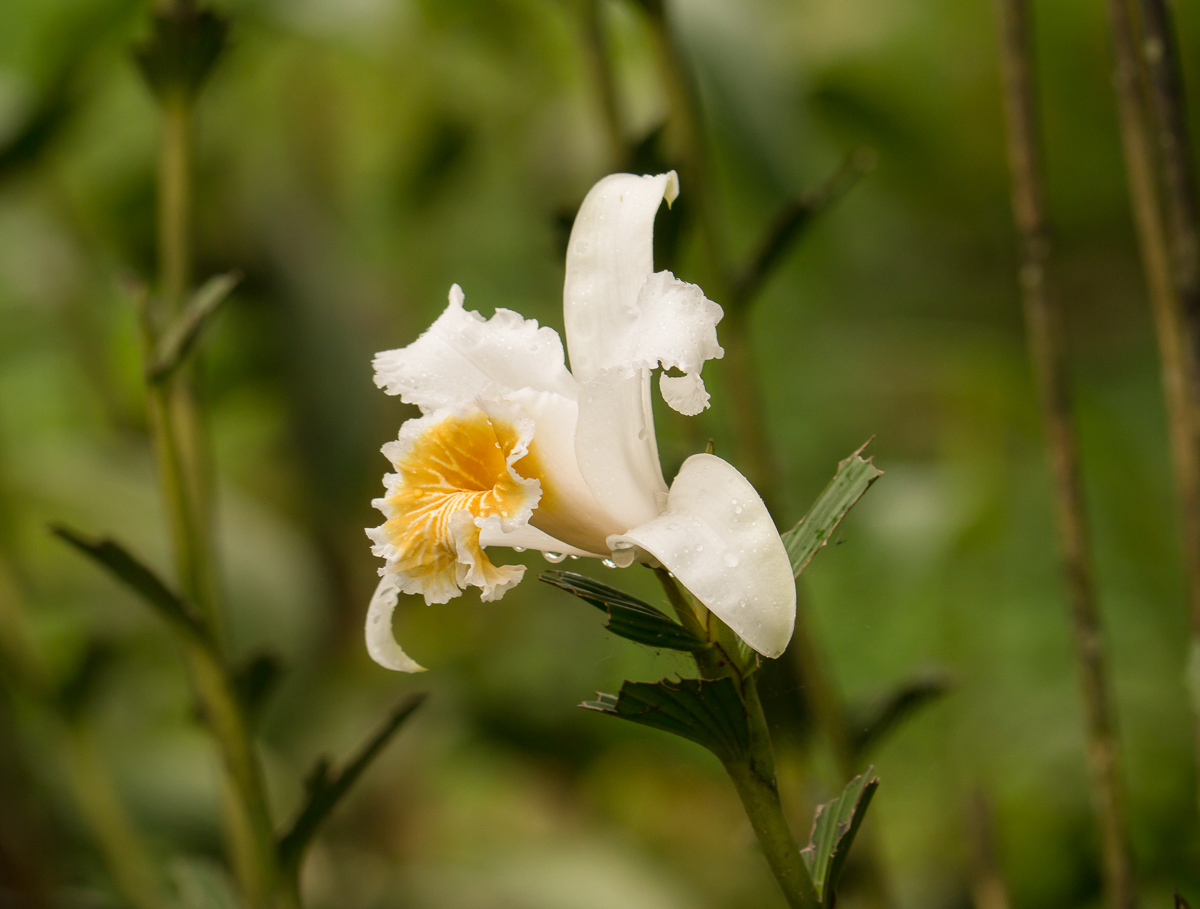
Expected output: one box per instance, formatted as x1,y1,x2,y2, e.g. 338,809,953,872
609,454,796,658
575,368,668,532
374,284,576,413
563,172,679,381
366,575,426,673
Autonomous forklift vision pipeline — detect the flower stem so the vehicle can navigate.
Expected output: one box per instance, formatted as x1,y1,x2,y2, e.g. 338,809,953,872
725,677,821,909
655,569,817,909
997,2,1138,907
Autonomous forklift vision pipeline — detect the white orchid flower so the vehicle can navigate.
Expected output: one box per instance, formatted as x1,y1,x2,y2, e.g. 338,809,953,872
366,172,796,672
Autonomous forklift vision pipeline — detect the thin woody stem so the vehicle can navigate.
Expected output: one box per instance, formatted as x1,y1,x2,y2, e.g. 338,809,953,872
997,2,1138,908
1134,0,1200,814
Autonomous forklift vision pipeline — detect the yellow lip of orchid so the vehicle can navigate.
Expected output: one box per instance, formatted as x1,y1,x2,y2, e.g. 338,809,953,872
366,172,797,672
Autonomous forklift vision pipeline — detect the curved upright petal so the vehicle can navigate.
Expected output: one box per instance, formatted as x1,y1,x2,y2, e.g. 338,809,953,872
374,284,576,413
563,172,679,381
609,454,796,658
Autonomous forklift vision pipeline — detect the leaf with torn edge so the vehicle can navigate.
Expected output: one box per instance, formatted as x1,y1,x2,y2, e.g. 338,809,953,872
848,670,953,759
541,570,708,652
583,678,749,765
149,272,241,382
781,442,883,578
801,767,880,908
51,525,211,646
278,692,426,871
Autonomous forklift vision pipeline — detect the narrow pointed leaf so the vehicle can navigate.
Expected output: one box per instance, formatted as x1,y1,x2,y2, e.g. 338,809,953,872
583,678,749,764
541,570,708,652
801,767,880,907
279,692,426,870
849,670,953,759
782,442,883,578
52,525,211,646
149,271,240,382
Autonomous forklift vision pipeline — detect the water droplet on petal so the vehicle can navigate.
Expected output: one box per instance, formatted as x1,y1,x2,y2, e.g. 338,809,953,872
544,551,567,563
723,553,739,568
734,505,743,514
513,546,526,553
601,558,617,568
569,554,579,560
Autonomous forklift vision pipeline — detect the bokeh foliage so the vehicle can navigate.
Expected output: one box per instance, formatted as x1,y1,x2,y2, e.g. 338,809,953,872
1,0,1200,906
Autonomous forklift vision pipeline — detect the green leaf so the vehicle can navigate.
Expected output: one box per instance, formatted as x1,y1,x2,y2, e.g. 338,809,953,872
540,571,708,652
848,671,953,759
278,692,426,871
801,768,880,908
133,4,229,104
583,678,750,764
51,525,212,646
781,442,883,578
149,272,241,383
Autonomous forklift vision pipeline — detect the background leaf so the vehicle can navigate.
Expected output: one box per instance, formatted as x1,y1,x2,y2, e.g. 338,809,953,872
781,444,883,578
800,768,880,907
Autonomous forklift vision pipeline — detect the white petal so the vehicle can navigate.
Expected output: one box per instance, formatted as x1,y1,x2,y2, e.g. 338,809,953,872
374,284,576,413
609,454,796,658
575,368,668,532
659,371,710,416
563,172,679,381
502,387,624,554
365,575,427,673
477,519,598,558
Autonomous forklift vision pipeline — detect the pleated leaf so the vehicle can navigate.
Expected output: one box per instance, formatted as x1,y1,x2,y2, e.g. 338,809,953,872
583,678,749,764
782,442,883,578
801,767,880,907
541,570,708,652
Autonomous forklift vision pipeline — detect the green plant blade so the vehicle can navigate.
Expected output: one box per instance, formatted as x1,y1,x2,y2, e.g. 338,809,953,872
149,271,241,383
781,442,883,578
51,525,211,646
583,678,749,764
540,570,708,652
801,767,880,907
848,670,953,759
279,692,426,871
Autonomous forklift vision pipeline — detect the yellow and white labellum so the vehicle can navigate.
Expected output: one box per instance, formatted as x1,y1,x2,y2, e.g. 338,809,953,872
368,172,797,671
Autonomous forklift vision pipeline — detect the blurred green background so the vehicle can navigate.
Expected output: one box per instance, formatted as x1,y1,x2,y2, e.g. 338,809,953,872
2,0,1200,906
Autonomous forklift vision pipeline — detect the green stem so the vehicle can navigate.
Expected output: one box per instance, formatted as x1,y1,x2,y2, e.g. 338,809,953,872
725,675,820,909
146,90,290,909
656,570,816,908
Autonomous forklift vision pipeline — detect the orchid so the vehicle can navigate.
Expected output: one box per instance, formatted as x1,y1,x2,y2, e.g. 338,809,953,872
365,172,796,672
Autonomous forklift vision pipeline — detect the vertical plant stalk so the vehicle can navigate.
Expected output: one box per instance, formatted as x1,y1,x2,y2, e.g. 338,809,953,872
656,570,819,909
996,2,1138,907
640,7,892,905
142,87,287,909
1135,0,1200,808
